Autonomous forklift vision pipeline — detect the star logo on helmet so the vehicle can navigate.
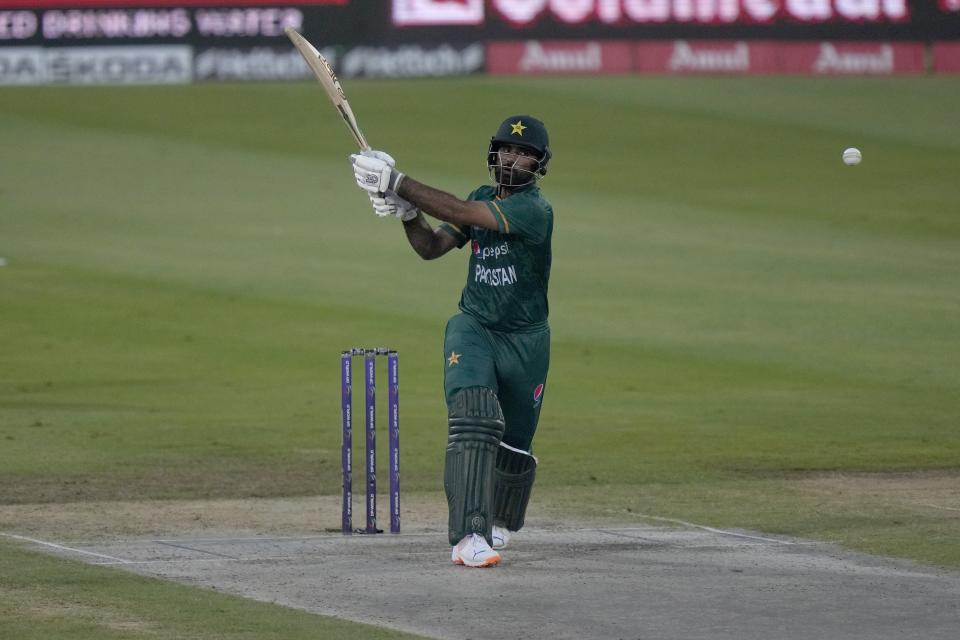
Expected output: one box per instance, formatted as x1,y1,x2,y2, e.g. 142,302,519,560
510,120,526,136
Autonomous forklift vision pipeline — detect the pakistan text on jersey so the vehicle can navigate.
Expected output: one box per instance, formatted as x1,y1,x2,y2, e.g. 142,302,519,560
474,264,518,287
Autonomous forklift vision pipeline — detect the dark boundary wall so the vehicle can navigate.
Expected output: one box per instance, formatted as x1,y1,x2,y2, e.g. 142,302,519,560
2,1,959,48
1,1,958,83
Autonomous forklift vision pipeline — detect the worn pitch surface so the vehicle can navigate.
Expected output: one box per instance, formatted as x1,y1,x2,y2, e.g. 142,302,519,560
19,525,960,640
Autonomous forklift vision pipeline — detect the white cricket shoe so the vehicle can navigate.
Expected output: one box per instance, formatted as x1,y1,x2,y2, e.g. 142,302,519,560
451,533,501,568
492,525,511,550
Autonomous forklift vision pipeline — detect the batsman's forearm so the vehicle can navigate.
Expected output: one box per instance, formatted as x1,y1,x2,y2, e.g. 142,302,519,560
402,212,444,260
397,177,475,226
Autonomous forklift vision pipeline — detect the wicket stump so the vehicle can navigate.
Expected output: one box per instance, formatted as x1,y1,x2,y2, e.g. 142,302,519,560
341,348,399,534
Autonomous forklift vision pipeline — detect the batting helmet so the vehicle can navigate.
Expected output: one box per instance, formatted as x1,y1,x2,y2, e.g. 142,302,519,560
487,115,552,186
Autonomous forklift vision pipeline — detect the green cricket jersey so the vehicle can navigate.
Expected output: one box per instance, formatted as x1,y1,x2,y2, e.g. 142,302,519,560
440,183,553,332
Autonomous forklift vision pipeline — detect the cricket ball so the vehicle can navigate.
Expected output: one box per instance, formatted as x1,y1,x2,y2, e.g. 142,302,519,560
842,147,862,166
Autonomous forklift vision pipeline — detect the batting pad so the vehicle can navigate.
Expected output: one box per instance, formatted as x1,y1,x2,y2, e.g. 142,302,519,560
493,442,538,532
444,386,505,546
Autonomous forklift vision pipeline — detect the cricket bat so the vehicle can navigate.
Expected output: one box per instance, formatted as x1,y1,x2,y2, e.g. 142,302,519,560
286,27,370,151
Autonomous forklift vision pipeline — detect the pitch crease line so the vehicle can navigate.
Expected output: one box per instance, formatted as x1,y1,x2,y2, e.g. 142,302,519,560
0,532,131,563
152,531,440,544
154,540,240,559
628,515,796,544
917,502,960,512
93,556,297,566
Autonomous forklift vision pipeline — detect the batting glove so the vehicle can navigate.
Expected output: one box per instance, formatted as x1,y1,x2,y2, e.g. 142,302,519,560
351,152,405,195
369,193,418,222
361,149,395,167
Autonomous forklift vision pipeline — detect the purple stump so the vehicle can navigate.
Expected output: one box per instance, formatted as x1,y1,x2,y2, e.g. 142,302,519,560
365,350,377,533
388,351,400,533
340,351,352,534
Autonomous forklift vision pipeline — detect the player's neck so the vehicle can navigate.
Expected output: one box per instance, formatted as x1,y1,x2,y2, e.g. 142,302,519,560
497,182,535,198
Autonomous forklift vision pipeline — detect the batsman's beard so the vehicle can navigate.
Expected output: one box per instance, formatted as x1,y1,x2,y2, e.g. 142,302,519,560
491,159,537,188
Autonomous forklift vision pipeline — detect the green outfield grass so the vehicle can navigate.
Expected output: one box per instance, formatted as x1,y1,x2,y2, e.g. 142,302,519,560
2,76,959,635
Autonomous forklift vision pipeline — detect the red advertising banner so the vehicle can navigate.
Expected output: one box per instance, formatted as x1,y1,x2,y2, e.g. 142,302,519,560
635,41,780,74
394,0,913,27
490,40,926,75
778,42,924,74
932,42,960,72
393,0,483,26
487,40,633,75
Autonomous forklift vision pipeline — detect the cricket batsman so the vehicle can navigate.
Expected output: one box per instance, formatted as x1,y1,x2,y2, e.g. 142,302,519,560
350,115,553,567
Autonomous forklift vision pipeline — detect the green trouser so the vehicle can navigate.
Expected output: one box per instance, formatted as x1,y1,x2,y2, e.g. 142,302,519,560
442,313,549,544
443,313,550,453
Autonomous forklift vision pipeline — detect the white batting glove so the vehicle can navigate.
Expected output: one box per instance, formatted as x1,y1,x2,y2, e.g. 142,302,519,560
369,193,418,222
361,149,395,167
351,152,405,194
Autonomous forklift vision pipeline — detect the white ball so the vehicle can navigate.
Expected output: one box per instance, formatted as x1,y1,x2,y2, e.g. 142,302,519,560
842,147,862,166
